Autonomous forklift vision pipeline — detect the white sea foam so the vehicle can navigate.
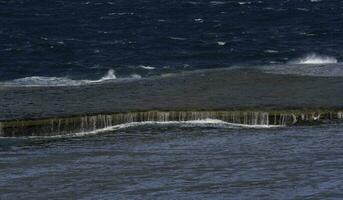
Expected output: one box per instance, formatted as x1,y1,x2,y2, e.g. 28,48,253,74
296,8,310,12
217,41,226,46
264,49,279,53
0,69,137,87
19,119,284,139
139,65,156,70
210,1,226,5
259,52,341,77
169,37,187,41
130,74,142,79
86,69,117,83
291,53,338,64
84,119,284,136
194,18,204,23
238,1,251,5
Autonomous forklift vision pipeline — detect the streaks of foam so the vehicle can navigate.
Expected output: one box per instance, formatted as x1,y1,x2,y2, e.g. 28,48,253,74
139,65,155,70
0,69,141,87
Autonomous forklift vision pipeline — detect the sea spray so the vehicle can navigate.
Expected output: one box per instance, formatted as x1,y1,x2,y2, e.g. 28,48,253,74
291,53,338,64
0,69,140,87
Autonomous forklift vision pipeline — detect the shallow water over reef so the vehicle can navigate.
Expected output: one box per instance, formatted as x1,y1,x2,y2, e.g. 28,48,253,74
1,0,343,198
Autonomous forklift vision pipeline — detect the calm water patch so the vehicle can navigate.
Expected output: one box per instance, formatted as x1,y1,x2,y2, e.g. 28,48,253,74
1,124,343,199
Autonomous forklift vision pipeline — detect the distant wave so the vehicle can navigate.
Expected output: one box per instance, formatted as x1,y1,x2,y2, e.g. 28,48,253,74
139,65,155,70
169,37,187,41
263,53,341,77
1,69,140,87
291,53,338,64
262,62,343,77
210,1,226,5
217,41,226,46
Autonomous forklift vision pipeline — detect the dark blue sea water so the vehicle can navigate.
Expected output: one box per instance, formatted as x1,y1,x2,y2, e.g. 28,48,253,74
1,0,343,84
1,1,343,199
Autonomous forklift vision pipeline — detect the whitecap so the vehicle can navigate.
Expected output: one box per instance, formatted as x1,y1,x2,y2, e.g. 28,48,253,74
210,1,226,5
264,49,279,53
238,1,251,5
169,37,187,41
262,62,343,77
139,65,155,70
194,18,204,23
217,41,226,46
296,8,310,12
87,69,117,83
1,69,119,87
291,53,338,64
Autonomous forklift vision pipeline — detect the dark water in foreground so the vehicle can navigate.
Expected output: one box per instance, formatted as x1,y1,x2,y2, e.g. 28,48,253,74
1,0,343,199
1,123,343,199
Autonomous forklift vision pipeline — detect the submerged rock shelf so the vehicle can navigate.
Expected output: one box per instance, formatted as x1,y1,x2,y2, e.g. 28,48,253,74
1,110,342,137
1,68,343,136
1,68,343,121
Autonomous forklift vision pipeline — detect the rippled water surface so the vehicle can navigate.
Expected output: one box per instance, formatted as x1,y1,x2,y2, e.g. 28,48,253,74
1,124,343,199
1,0,343,84
1,0,343,199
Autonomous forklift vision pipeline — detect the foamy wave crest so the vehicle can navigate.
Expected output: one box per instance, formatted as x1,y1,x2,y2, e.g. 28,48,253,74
114,119,283,129
291,53,338,64
139,65,155,70
1,69,140,87
27,119,282,139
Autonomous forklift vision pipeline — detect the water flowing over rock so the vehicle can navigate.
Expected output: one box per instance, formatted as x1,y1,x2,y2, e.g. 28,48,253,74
0,110,342,137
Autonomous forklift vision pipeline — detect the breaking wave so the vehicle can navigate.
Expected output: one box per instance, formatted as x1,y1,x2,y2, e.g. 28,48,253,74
291,53,338,64
139,65,155,70
17,119,283,139
1,69,141,87
260,53,342,77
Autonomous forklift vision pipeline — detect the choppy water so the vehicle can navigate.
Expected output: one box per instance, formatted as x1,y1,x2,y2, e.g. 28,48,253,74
1,0,343,85
1,123,343,199
1,0,343,199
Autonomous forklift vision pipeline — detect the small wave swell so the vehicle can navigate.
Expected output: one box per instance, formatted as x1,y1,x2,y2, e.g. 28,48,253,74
13,119,283,139
291,53,338,64
1,70,140,87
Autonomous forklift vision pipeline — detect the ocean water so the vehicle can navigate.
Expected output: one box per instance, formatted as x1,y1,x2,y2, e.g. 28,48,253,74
1,123,343,199
1,0,343,199
1,0,343,85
